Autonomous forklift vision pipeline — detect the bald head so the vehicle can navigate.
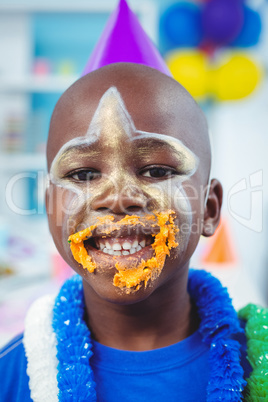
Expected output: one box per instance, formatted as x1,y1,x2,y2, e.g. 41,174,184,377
47,63,211,183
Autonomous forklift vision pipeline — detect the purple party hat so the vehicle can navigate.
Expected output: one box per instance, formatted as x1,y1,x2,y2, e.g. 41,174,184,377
82,0,171,76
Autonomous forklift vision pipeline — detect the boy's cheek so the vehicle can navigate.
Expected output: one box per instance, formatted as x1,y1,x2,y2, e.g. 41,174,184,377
46,184,82,230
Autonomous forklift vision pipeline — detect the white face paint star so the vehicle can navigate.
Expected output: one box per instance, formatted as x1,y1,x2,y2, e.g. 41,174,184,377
50,86,199,195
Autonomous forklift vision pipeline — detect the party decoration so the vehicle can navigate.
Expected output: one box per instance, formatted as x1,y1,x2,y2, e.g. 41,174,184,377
165,50,262,102
161,3,203,47
165,49,208,99
239,304,268,399
231,6,262,47
211,53,262,101
82,0,171,77
201,219,238,265
202,0,244,45
160,0,263,102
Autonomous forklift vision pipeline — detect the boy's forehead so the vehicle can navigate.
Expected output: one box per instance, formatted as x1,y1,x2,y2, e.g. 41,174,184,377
51,87,197,171
47,64,210,176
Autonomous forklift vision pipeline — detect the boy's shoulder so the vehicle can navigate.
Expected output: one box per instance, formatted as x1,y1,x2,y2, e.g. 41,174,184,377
0,333,24,358
0,334,32,402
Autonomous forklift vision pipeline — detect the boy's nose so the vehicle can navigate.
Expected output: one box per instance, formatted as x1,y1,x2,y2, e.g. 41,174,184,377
91,183,148,215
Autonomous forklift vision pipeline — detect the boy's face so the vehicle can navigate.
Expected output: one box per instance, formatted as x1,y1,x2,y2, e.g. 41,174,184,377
46,64,218,304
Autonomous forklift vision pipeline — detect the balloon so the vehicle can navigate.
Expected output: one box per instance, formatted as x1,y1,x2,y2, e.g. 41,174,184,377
231,6,262,47
202,0,244,45
165,50,208,99
211,54,262,100
161,3,203,47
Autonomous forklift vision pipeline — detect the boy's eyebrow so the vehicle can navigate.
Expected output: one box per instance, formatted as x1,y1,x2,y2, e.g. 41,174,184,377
133,137,191,158
56,143,101,164
54,134,197,172
58,136,194,158
132,135,198,171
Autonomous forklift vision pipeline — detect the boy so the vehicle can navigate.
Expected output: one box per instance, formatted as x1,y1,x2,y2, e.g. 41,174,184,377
0,62,248,402
1,1,266,400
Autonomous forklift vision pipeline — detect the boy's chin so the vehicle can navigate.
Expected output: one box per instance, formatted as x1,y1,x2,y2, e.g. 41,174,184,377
68,242,187,305
81,270,160,305
68,245,156,303
70,258,163,306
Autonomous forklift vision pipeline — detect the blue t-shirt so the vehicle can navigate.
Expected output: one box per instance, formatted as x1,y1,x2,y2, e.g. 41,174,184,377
0,334,31,402
0,330,250,401
91,331,210,402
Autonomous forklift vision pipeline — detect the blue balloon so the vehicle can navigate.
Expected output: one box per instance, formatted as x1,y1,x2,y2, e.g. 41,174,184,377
231,6,262,47
161,3,202,47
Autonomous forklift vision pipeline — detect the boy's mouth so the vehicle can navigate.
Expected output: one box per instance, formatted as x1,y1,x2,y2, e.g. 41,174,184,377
86,234,153,257
68,212,178,293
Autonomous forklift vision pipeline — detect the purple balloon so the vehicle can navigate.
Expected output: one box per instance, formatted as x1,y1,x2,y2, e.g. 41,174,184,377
82,0,171,77
202,0,244,45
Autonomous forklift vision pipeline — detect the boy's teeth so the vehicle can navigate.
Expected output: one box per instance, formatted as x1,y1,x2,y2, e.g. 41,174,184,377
140,240,146,248
132,240,138,248
105,241,112,250
122,241,132,250
112,243,122,251
96,237,149,256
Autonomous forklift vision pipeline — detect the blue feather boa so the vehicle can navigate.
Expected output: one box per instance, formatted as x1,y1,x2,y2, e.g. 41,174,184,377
52,269,246,401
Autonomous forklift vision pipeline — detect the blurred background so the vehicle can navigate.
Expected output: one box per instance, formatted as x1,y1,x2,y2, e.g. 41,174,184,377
0,0,267,346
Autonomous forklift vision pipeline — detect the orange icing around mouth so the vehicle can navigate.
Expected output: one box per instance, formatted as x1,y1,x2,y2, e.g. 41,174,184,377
68,211,178,291
114,212,178,292
68,215,114,272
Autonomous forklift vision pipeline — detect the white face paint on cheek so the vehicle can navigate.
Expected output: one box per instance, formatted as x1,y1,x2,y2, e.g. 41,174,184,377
57,190,90,256
172,187,193,255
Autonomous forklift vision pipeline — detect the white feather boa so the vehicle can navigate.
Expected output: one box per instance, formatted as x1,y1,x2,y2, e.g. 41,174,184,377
23,295,59,401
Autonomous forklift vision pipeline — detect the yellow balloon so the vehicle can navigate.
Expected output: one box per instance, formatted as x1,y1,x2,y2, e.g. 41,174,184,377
165,50,208,100
210,54,262,101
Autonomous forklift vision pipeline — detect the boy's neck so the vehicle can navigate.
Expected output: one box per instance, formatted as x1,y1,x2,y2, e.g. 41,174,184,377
83,268,199,351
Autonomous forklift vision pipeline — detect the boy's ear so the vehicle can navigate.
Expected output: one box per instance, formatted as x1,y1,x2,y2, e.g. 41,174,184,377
202,178,223,237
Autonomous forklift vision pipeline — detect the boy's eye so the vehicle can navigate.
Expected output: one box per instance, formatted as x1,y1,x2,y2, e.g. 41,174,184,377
69,169,101,181
141,167,176,178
